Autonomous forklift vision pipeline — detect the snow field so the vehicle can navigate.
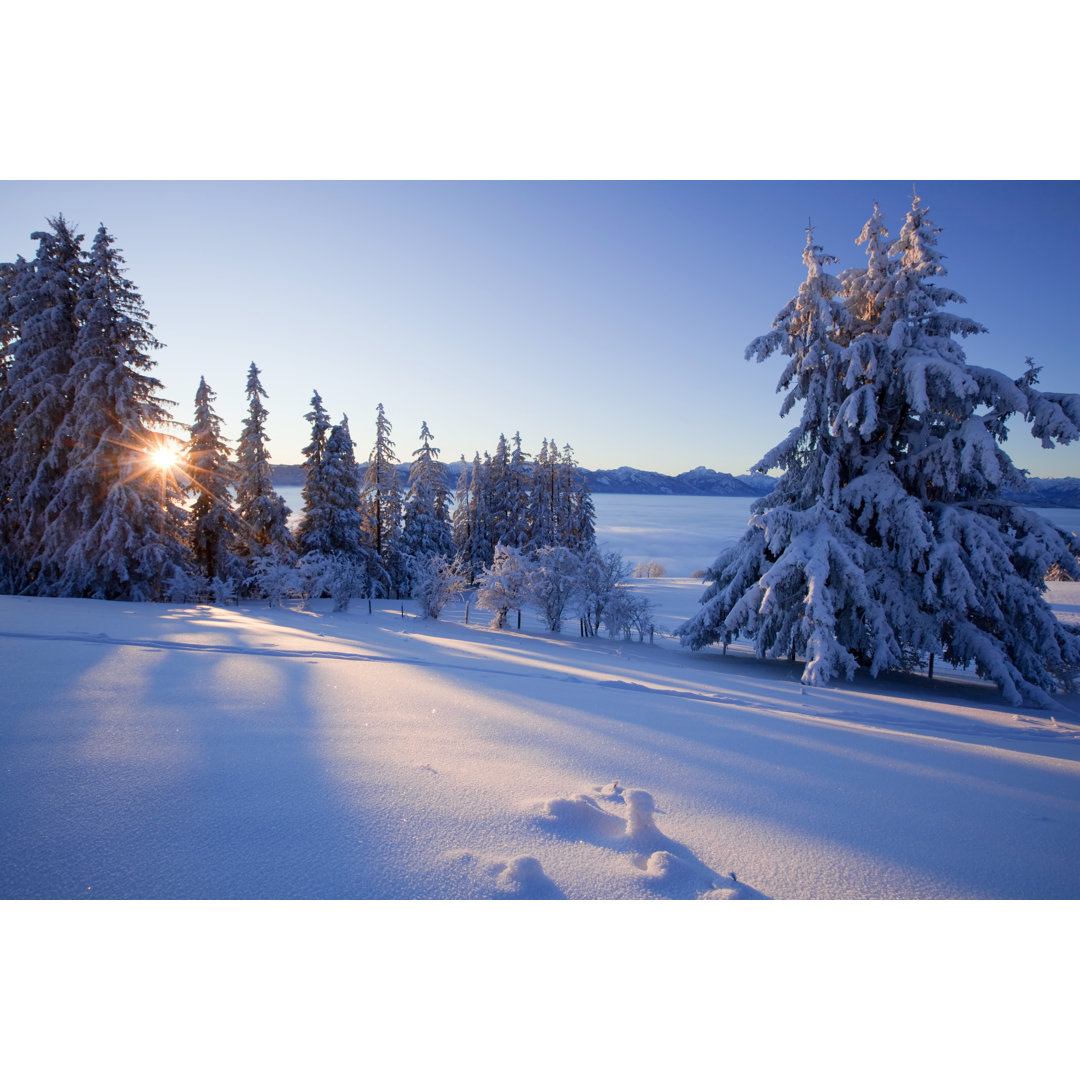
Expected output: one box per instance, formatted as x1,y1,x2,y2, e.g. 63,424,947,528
2,582,1079,900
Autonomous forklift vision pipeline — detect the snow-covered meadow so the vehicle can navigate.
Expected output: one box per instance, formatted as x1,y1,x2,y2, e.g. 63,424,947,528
3,496,1079,901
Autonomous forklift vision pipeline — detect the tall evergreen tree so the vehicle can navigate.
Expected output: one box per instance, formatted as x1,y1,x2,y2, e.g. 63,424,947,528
0,217,86,591
295,415,367,609
299,416,364,556
451,454,472,561
39,225,190,600
488,432,512,544
235,362,293,565
360,402,404,596
555,443,595,551
295,389,333,555
680,199,1080,704
505,432,532,549
0,257,23,590
468,451,496,571
568,477,597,554
186,376,241,588
526,438,556,551
401,420,453,585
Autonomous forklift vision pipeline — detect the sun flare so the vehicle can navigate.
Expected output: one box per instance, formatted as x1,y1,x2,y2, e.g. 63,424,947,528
149,446,179,470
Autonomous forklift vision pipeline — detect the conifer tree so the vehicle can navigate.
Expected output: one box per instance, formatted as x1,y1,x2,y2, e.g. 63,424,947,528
360,402,404,596
0,257,18,431
295,415,367,609
488,433,512,544
526,438,556,551
505,432,532,549
295,389,332,555
451,454,472,562
235,362,293,565
681,198,1080,704
0,258,23,590
186,376,241,589
39,225,190,599
0,217,86,591
452,451,489,580
468,451,496,571
401,420,453,588
556,443,596,551
299,415,364,558
570,476,597,553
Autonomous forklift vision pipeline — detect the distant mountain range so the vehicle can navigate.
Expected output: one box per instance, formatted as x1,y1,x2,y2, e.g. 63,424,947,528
272,463,1080,508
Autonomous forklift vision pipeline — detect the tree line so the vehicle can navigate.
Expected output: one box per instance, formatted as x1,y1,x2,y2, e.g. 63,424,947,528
0,214,652,637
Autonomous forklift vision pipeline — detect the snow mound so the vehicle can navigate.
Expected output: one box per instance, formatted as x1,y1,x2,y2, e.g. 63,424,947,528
495,855,561,898
439,850,564,900
534,784,767,899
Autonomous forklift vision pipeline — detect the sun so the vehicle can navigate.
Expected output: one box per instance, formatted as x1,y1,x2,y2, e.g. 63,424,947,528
148,445,179,470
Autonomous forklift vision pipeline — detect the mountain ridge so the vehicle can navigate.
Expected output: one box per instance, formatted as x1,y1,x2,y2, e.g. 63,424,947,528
272,463,1080,507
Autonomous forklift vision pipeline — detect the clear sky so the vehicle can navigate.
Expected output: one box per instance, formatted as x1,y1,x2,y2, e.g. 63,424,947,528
2,180,1077,478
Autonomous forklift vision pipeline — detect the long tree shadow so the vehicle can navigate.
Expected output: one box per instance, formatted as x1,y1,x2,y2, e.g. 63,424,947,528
421,654,1080,899
2,607,391,899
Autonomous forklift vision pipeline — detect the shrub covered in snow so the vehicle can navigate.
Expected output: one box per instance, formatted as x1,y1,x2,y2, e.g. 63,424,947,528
412,554,467,619
476,545,530,628
526,545,583,632
633,560,667,578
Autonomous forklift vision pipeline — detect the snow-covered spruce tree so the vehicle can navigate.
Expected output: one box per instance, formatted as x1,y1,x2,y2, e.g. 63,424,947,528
360,402,404,597
235,363,294,572
453,450,491,581
0,217,86,592
504,432,532,550
526,438,557,551
0,258,22,590
680,198,1080,704
297,415,363,558
557,443,596,552
401,420,453,591
680,225,882,682
487,433,512,542
864,196,1080,702
297,416,367,610
450,454,473,568
0,258,17,438
37,225,191,600
295,389,332,551
473,451,499,570
185,376,242,593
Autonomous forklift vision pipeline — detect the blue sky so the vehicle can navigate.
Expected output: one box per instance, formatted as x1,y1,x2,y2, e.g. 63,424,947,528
2,180,1077,479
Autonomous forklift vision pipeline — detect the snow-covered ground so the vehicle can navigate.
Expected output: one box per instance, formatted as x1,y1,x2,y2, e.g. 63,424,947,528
3,576,1078,900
